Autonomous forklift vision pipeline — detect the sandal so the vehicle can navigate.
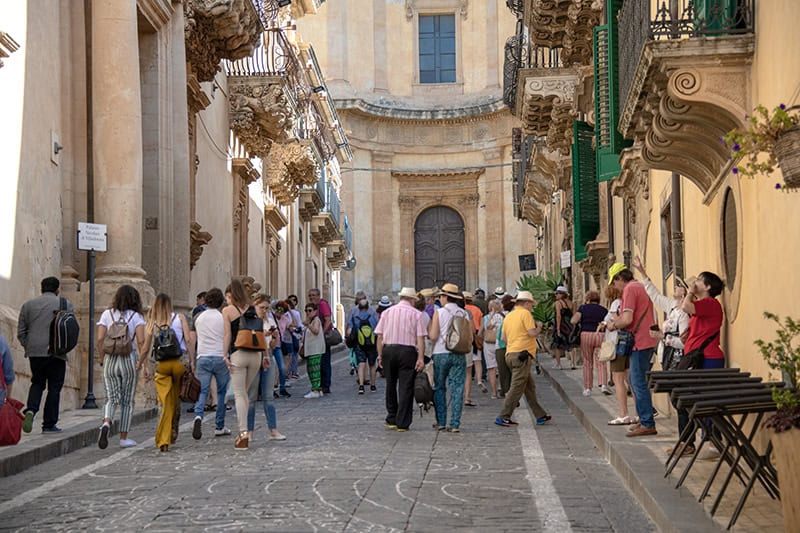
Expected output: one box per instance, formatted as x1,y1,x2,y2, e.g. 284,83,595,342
608,417,632,425
478,382,488,393
464,399,476,407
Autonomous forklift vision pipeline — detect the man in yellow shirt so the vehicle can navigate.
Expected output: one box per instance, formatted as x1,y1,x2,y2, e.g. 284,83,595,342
495,291,551,427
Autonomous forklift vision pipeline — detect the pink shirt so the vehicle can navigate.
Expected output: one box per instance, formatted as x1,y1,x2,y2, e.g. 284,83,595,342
318,299,333,332
374,300,427,347
620,281,657,351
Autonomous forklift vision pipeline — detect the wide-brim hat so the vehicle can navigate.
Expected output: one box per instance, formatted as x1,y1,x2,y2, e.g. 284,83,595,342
418,288,436,298
437,283,463,299
515,290,535,302
554,285,569,294
398,287,417,299
378,296,392,308
462,291,474,300
494,287,505,297
608,262,627,285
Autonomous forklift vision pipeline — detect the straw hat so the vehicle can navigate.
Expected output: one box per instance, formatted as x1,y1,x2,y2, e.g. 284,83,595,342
438,283,463,299
462,291,474,300
494,287,505,297
398,287,417,299
418,288,436,298
515,290,535,302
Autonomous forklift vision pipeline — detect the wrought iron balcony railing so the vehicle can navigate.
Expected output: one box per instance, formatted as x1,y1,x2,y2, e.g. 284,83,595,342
324,182,341,230
343,215,353,251
619,0,755,117
506,0,524,17
503,21,563,113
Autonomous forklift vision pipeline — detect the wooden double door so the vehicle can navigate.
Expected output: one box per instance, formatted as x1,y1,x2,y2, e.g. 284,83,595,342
414,206,465,290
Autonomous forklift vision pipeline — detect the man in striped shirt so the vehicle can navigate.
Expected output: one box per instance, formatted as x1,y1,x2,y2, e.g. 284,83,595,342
375,287,427,432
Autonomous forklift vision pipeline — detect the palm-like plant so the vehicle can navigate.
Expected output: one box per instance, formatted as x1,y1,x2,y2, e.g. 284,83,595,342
516,268,562,326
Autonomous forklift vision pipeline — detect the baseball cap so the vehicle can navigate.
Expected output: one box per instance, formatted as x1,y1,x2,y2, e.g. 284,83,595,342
608,262,627,285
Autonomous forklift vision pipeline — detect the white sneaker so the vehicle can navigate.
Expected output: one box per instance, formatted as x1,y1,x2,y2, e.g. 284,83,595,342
214,427,232,437
582,388,591,397
600,385,612,395
269,432,287,441
119,438,137,448
304,391,321,399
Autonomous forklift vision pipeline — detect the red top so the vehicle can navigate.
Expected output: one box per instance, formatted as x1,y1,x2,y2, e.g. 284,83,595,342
318,299,333,332
620,281,658,351
684,297,724,359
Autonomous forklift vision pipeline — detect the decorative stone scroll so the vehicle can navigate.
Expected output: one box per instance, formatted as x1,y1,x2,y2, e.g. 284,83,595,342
611,144,652,251
184,0,261,83
229,78,293,158
561,0,602,66
263,141,318,205
519,69,580,153
619,36,754,200
190,221,213,269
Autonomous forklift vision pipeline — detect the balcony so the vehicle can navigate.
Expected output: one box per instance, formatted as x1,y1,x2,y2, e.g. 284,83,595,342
311,183,341,247
264,204,288,231
326,239,348,269
617,0,755,198
298,167,326,222
525,0,601,65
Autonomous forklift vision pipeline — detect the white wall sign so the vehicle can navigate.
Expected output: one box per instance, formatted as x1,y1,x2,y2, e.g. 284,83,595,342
560,250,572,269
77,222,107,252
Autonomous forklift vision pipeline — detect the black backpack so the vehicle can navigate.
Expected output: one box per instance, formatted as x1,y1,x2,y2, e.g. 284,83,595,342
414,372,435,416
152,314,183,361
48,297,80,356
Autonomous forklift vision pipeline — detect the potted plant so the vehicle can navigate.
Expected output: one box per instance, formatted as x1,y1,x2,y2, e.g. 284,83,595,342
724,104,800,190
754,312,800,529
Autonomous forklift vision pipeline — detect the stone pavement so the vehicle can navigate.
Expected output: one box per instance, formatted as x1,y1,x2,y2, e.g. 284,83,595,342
0,350,655,532
539,354,783,533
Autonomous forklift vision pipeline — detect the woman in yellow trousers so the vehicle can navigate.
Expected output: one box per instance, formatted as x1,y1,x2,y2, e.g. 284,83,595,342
138,293,194,452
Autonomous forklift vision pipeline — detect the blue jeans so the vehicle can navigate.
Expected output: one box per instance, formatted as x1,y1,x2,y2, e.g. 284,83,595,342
194,357,230,430
272,346,287,392
628,348,656,429
247,353,277,431
433,352,466,429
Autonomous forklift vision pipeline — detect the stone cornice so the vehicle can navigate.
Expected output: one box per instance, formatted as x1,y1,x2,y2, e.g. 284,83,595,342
137,0,173,30
264,204,288,231
335,97,507,122
232,157,260,185
184,0,261,83
228,76,293,158
392,169,485,182
187,73,211,113
406,0,469,19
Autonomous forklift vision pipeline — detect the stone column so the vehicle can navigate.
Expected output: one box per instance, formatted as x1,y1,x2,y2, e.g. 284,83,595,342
372,151,393,296
91,0,153,301
482,147,506,290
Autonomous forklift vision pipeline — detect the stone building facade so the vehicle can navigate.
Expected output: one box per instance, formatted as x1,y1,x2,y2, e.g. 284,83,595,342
296,0,538,301
505,0,800,383
0,0,352,410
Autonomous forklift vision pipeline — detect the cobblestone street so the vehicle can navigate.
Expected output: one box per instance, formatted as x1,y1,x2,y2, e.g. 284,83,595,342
0,354,654,532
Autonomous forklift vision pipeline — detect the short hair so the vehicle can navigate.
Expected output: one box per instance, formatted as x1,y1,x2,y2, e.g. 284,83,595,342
414,296,426,311
41,277,60,294
305,302,318,311
613,269,635,283
699,271,725,297
112,285,142,313
196,291,207,300
204,288,224,309
308,288,321,297
586,290,601,304
273,300,290,313
501,294,515,312
228,278,250,308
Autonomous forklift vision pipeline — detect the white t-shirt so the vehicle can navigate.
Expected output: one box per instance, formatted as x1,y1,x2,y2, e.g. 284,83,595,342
432,303,469,354
97,309,145,350
604,298,622,344
195,308,224,357
303,316,326,356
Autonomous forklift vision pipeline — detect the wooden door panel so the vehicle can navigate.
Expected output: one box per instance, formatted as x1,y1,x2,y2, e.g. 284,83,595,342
415,206,465,290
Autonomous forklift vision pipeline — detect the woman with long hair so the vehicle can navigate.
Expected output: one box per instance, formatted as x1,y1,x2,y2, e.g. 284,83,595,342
96,285,146,449
222,278,262,450
553,287,577,370
247,294,287,442
138,293,193,452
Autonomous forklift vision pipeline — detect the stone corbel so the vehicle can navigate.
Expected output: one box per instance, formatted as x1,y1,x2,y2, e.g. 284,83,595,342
232,157,260,185
264,141,318,205
561,0,602,66
229,79,293,158
527,0,571,47
190,221,213,269
184,0,261,82
612,145,651,251
519,70,580,151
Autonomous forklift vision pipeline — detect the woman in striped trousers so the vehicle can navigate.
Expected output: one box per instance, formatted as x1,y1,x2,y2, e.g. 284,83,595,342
570,291,610,397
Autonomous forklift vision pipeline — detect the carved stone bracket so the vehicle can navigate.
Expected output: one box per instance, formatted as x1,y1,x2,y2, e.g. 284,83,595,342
184,0,261,83
298,187,324,222
518,69,580,154
229,77,293,158
264,204,288,231
619,36,754,201
263,141,319,205
326,240,348,269
526,0,601,66
310,213,339,247
190,221,213,269
232,185,248,231
232,157,260,185
612,144,652,251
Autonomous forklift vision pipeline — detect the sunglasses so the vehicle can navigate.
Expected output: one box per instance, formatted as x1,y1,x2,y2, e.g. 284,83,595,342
305,308,315,312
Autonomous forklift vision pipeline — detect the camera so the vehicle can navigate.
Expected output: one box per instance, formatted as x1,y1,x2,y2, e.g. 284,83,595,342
517,350,531,363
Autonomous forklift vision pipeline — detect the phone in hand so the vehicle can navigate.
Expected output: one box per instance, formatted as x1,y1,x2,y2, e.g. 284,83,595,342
674,275,688,290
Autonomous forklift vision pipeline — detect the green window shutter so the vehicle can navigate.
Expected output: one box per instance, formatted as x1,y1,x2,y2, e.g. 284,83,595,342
572,120,600,262
593,0,629,182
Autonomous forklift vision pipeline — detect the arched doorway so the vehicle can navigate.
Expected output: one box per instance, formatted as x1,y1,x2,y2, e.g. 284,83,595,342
414,206,465,289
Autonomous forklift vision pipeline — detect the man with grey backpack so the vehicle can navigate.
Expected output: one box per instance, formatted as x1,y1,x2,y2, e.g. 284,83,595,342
427,283,472,433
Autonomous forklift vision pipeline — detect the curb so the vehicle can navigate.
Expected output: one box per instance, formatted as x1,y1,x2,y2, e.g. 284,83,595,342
0,407,158,478
540,364,722,533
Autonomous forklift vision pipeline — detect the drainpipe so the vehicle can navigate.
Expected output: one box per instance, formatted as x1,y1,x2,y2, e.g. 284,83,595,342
671,172,684,279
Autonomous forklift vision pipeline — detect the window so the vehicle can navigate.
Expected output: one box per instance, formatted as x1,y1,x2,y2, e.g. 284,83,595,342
660,202,673,279
722,188,737,287
419,15,456,84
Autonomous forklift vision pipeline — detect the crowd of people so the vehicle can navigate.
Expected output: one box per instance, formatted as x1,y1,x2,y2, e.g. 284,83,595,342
1,258,726,457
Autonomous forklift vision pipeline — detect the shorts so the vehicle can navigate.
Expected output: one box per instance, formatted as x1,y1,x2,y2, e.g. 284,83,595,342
355,346,378,366
464,352,474,367
483,342,498,369
610,354,630,373
472,349,483,362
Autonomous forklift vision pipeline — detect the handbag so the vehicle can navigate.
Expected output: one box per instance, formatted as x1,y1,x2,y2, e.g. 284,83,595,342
598,338,617,362
0,366,24,446
567,322,582,347
484,314,499,344
179,365,201,403
234,307,267,351
615,302,651,357
677,332,719,370
324,328,343,348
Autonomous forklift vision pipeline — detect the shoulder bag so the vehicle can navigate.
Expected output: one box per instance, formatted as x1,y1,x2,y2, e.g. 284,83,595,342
677,332,719,370
615,302,652,358
0,365,25,446
179,364,201,403
234,307,267,351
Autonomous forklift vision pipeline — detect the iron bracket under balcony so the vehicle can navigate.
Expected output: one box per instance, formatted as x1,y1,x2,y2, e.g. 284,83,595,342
619,35,755,202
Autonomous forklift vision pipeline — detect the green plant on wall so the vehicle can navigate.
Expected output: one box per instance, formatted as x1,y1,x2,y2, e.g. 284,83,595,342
516,267,562,326
754,312,800,432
